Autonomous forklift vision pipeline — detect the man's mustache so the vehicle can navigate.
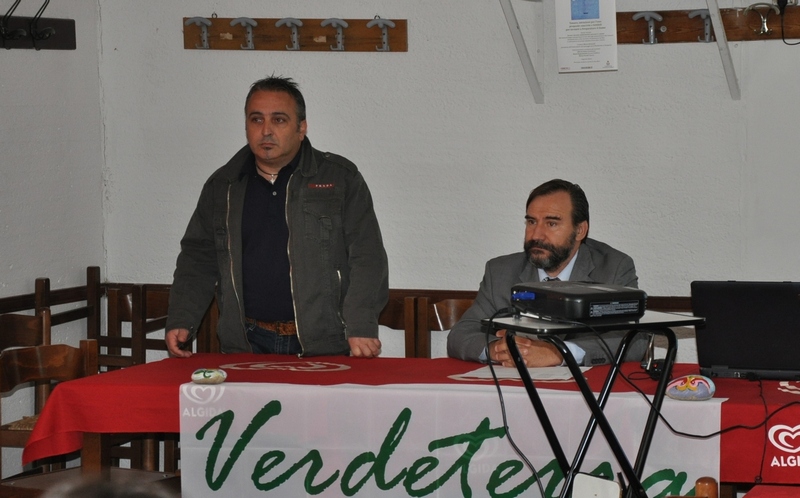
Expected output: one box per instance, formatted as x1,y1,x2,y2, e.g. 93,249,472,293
525,240,556,252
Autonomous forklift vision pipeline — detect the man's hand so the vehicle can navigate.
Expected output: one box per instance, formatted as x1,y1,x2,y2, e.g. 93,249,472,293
348,337,382,358
489,329,562,367
166,328,193,358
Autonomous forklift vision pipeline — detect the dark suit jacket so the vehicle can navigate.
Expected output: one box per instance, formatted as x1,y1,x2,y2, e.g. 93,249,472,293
446,238,647,365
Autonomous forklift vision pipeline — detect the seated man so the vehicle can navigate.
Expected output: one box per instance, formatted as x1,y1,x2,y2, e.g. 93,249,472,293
447,179,647,367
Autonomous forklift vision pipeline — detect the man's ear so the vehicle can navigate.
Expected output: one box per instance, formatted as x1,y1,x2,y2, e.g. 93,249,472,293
576,221,589,241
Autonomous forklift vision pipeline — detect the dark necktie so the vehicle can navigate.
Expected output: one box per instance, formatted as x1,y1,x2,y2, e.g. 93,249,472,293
544,277,560,282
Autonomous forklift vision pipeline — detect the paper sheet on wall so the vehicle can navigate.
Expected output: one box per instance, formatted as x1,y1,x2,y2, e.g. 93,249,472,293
556,0,618,73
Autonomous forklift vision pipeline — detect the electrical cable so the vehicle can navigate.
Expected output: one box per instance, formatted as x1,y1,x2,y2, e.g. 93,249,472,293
485,309,633,495
571,321,800,486
489,308,800,490
756,378,767,484
620,364,800,442
776,0,800,46
485,308,548,498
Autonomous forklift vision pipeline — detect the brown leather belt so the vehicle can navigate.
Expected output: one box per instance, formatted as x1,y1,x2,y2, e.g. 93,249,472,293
245,318,297,336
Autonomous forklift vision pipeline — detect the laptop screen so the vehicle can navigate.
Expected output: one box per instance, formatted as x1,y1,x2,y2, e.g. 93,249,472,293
691,281,800,380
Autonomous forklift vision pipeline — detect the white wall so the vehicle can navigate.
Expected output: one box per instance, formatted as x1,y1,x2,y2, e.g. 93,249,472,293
2,0,800,477
0,1,103,477
0,2,103,293
96,0,800,297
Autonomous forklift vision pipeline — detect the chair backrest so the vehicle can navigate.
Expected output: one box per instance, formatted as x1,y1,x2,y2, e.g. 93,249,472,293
97,283,170,371
666,476,718,498
195,297,220,354
0,308,53,413
646,295,692,313
0,339,97,478
416,297,474,358
33,266,101,339
0,340,98,394
378,295,416,357
0,308,51,352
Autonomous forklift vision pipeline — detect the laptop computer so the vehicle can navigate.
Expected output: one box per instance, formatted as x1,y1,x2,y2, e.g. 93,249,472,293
691,280,800,380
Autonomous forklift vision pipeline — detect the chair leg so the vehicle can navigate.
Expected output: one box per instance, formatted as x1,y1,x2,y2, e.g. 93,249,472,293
141,436,158,472
162,434,180,474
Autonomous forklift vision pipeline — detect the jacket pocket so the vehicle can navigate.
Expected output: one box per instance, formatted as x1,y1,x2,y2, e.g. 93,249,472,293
303,203,341,247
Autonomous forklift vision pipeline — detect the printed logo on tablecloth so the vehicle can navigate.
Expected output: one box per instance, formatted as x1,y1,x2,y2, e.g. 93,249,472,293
768,425,800,454
181,384,227,418
777,381,800,395
765,383,800,467
181,384,226,405
218,361,350,372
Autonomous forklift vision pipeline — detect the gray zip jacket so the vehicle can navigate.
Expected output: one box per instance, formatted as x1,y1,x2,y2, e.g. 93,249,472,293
166,138,389,356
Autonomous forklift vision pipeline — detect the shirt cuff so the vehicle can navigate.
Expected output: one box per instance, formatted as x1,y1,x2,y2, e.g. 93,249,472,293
563,341,586,365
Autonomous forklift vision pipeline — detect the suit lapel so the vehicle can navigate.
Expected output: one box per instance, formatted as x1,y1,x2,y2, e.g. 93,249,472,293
570,245,594,282
516,255,538,285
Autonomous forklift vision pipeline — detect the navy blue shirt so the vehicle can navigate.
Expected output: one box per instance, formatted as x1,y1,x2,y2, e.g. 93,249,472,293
241,153,299,322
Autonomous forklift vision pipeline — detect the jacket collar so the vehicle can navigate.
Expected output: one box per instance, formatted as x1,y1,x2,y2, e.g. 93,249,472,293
228,137,316,181
570,243,595,281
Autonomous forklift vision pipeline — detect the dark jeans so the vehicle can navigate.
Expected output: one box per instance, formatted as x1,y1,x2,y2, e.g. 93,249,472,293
245,321,302,355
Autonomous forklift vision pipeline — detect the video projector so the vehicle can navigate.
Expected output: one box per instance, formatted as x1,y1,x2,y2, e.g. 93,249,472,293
510,280,647,321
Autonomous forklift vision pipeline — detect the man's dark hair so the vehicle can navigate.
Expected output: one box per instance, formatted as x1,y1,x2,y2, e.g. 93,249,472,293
245,75,306,123
526,179,590,229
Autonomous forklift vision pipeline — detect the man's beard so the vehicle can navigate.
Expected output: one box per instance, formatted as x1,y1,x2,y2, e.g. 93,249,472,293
524,230,577,272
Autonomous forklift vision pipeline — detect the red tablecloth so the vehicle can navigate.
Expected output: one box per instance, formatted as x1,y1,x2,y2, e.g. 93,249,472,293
743,485,800,498
26,354,800,485
24,354,681,465
715,376,800,484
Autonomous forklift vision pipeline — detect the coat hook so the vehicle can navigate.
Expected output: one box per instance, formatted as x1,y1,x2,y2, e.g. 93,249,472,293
29,0,55,50
1,0,26,49
321,18,348,51
632,11,664,44
185,17,212,49
276,17,302,51
688,10,714,43
744,3,780,35
231,17,257,50
366,16,395,52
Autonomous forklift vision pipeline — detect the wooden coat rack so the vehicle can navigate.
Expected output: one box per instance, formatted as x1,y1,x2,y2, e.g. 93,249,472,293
183,16,407,52
1,16,75,50
501,1,800,104
617,5,800,43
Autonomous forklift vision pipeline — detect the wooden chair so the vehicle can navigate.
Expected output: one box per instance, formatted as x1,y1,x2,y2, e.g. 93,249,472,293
0,309,50,352
0,308,53,479
96,283,170,371
378,294,416,357
0,267,101,340
646,295,692,313
33,266,101,340
667,476,719,498
96,284,221,472
415,297,474,358
195,297,220,354
93,284,177,472
0,340,98,479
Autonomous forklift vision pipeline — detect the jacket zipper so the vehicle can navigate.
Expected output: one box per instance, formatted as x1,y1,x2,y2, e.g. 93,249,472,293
336,269,347,334
286,172,304,357
226,183,250,352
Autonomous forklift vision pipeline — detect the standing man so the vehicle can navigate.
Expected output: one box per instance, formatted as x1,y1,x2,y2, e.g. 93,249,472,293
447,179,645,367
165,76,388,358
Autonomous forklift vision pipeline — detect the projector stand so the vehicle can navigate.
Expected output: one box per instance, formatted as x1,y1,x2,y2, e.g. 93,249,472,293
494,311,702,498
